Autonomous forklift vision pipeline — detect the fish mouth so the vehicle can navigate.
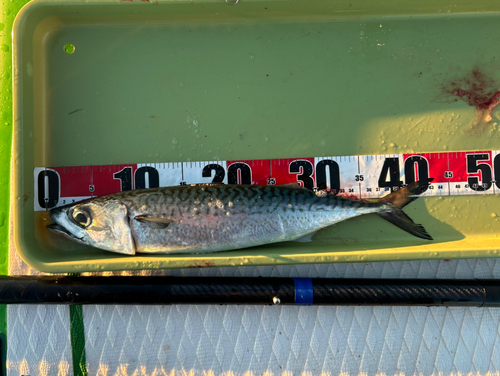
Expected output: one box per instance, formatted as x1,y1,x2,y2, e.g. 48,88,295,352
48,202,75,222
47,223,86,244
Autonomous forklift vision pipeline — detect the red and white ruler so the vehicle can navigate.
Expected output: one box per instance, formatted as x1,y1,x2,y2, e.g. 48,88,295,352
34,150,500,211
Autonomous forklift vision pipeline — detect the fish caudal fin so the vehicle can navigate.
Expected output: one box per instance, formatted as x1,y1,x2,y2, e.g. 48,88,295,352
377,179,434,241
377,211,433,240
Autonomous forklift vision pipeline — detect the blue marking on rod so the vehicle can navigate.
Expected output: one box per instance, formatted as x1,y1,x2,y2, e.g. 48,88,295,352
293,278,313,305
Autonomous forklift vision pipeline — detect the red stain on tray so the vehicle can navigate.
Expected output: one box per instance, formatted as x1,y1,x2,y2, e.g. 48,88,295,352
442,68,500,134
188,261,216,268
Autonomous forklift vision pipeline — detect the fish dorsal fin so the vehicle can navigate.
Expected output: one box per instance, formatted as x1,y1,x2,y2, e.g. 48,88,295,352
278,183,304,190
135,215,174,229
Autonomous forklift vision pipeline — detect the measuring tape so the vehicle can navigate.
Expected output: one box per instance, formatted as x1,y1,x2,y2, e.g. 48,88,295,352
33,150,500,211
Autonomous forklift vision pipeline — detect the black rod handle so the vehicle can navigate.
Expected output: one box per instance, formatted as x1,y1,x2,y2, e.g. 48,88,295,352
0,276,499,306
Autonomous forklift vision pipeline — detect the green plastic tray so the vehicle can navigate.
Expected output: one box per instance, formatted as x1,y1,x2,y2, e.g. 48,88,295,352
12,0,500,273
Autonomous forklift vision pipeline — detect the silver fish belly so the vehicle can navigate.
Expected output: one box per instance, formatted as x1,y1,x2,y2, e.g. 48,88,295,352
126,185,381,253
47,181,432,255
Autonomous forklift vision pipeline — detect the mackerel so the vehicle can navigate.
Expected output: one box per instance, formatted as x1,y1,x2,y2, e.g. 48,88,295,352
47,180,433,255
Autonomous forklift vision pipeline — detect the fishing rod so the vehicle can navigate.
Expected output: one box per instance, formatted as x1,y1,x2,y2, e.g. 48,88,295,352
0,276,499,306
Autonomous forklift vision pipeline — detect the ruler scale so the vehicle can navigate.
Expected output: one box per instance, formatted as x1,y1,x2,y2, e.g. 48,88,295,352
34,150,500,211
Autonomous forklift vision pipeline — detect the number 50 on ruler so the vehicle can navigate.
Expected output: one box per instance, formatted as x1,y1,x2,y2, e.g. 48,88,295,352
34,150,500,211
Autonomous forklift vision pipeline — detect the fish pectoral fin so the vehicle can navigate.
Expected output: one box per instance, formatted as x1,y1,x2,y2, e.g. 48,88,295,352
134,215,174,230
293,231,317,243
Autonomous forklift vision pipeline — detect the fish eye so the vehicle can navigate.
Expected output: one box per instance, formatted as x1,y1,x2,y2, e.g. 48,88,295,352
72,208,92,228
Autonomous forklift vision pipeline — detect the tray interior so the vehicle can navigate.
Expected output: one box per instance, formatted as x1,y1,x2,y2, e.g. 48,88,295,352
13,0,500,272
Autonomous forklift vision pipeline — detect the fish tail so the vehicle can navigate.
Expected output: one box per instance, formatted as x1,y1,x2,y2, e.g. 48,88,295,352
376,179,434,240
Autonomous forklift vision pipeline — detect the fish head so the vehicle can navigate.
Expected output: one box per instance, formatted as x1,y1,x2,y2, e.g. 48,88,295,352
47,199,136,255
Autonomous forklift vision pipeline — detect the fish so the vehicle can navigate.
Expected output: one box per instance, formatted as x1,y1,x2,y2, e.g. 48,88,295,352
47,179,433,255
